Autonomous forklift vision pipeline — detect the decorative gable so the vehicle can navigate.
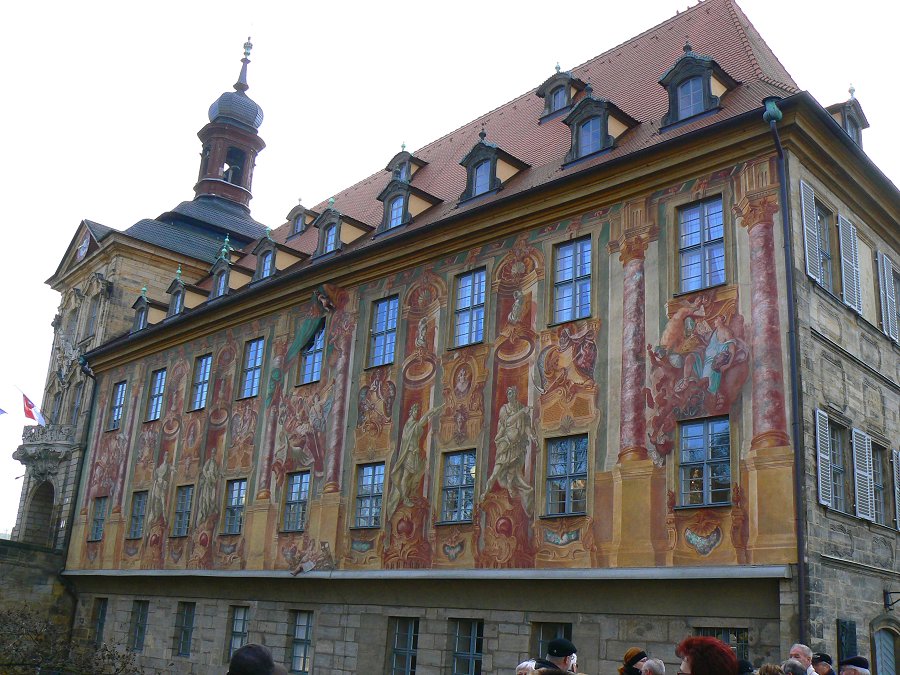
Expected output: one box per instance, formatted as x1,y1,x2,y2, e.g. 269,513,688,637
659,42,738,127
535,65,586,118
459,129,529,202
826,89,869,148
562,85,638,163
165,266,186,317
384,147,427,182
131,288,167,332
311,202,373,256
251,228,277,280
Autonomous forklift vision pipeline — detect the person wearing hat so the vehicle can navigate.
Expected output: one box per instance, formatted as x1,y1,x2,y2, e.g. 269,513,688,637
620,648,649,675
533,637,579,672
837,656,870,675
812,653,835,675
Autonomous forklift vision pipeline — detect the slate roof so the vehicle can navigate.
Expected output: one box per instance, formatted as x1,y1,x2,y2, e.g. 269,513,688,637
124,218,231,264
83,219,114,242
162,196,267,241
275,0,798,253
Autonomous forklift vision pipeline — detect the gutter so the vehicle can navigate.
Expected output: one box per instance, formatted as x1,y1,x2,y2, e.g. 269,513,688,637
763,96,809,645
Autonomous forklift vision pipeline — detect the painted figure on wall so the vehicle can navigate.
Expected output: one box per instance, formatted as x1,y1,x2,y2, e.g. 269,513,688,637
484,386,536,513
533,323,597,400
357,368,396,436
645,289,750,465
386,403,443,519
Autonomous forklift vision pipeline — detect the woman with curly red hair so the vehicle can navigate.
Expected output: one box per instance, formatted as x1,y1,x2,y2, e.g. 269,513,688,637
676,636,738,675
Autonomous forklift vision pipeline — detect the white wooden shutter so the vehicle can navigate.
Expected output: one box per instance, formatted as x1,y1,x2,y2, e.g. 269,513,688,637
852,428,875,521
815,409,832,507
893,449,900,531
800,180,821,282
877,252,899,341
838,216,862,312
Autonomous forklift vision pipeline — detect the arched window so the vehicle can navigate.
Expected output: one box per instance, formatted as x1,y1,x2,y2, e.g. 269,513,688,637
677,76,704,120
473,160,491,196
214,271,228,298
579,117,601,157
50,392,62,423
397,161,411,182
323,224,338,253
170,289,184,316
549,86,567,113
388,196,405,229
259,251,274,279
224,147,246,186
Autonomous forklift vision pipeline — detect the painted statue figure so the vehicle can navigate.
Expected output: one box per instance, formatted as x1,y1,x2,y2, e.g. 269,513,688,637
484,386,535,512
146,460,170,526
196,456,219,524
386,402,443,517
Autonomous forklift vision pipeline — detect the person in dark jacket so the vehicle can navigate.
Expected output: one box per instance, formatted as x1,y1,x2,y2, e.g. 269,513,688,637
812,653,836,675
532,637,578,672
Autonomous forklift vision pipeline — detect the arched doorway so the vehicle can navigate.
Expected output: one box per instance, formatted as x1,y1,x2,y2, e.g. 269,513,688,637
22,481,55,547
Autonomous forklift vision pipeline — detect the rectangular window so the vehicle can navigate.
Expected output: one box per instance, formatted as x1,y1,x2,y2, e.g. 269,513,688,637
224,479,247,534
51,392,62,425
89,496,108,541
173,601,196,657
108,381,127,430
454,269,486,347
816,201,837,293
533,623,572,661
290,610,314,675
451,618,483,675
552,237,591,323
240,338,265,398
70,381,84,426
369,297,399,367
441,450,476,522
127,600,149,652
146,368,167,421
284,472,311,531
829,422,851,513
678,196,725,292
546,435,588,515
873,444,888,526
86,295,100,337
190,354,212,410
92,597,108,647
127,491,148,539
228,606,249,658
679,417,731,507
355,463,384,528
389,617,419,675
300,325,325,385
695,627,749,661
172,485,194,537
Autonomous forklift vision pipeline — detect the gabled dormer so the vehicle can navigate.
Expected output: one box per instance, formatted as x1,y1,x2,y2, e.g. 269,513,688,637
312,201,373,257
562,85,638,163
251,228,278,281
286,200,314,237
659,42,738,127
166,266,186,317
385,146,427,183
459,129,529,202
535,65,586,119
209,236,234,299
377,155,441,233
131,287,167,332
827,87,869,148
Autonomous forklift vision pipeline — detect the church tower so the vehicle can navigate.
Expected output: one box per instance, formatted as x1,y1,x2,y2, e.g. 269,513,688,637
194,38,266,208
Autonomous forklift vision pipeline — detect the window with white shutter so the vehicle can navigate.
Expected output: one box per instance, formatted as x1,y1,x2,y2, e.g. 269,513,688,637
815,409,832,507
852,428,875,522
838,216,862,312
893,449,900,531
800,180,821,283
877,252,899,341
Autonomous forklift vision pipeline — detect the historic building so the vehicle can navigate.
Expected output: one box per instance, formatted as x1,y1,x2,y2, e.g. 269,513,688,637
9,2,899,673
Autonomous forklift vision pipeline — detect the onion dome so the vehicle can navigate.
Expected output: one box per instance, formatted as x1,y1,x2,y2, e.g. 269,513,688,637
208,37,264,131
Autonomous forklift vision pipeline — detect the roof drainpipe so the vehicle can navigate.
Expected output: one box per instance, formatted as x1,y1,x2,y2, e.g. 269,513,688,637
763,96,808,645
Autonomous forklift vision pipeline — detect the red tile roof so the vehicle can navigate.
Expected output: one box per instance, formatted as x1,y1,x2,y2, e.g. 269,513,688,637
270,0,798,260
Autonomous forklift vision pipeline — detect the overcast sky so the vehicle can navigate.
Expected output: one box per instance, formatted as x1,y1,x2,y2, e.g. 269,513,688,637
1,0,896,534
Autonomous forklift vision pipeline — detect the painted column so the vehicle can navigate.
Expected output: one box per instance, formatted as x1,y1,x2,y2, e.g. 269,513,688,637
618,234,650,462
324,311,353,493
737,194,790,450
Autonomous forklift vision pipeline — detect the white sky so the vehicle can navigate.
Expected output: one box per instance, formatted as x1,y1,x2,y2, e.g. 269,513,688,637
1,0,897,534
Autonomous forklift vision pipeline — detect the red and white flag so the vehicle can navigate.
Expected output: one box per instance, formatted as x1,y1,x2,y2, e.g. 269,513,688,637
23,394,47,426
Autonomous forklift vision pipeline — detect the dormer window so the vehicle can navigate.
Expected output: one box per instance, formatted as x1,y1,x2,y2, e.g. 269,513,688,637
825,93,869,149
170,289,184,316
535,68,586,119
292,217,303,235
323,223,338,253
397,161,411,182
131,289,162,332
562,88,637,164
388,196,405,229
213,270,229,298
259,250,274,278
135,306,148,331
677,77,704,120
473,160,491,197
847,117,861,145
459,130,529,202
659,43,738,127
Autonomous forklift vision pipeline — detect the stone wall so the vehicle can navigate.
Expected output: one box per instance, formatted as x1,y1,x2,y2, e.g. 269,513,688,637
0,540,73,623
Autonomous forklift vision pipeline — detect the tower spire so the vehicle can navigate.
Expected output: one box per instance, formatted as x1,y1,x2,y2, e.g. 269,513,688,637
235,37,252,93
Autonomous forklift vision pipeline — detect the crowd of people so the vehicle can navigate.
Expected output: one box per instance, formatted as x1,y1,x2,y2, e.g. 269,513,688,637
224,636,874,675
515,637,873,675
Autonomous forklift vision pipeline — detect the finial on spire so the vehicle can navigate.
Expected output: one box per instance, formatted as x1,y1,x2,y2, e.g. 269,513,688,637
328,197,335,208
555,62,561,73
265,226,273,240
141,285,147,299
684,39,692,53
235,37,252,93
479,122,486,142
220,234,231,259
849,83,856,99
175,264,182,281
401,141,406,152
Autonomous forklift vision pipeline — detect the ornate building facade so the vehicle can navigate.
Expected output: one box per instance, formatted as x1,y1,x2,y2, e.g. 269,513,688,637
10,3,899,674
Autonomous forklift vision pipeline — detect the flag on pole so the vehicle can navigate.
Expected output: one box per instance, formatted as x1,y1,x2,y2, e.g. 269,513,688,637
23,394,47,426
0,408,6,415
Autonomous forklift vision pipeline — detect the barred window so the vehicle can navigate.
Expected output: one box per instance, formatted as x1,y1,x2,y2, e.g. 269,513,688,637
441,451,476,523
228,606,249,658
224,479,247,534
127,491,147,539
694,627,749,661
173,601,196,657
552,238,591,323
355,463,384,528
451,618,483,675
546,435,588,515
389,617,419,675
284,472,311,531
290,610,314,674
533,622,572,660
91,597,108,647
172,485,194,537
146,368,167,421
127,600,149,652
89,496,108,541
108,381,127,430
190,354,212,410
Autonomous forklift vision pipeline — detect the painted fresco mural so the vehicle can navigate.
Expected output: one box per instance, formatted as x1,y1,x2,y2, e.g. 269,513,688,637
69,157,797,574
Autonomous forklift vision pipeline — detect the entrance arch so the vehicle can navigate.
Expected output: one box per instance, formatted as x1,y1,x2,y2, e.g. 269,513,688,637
22,481,55,547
